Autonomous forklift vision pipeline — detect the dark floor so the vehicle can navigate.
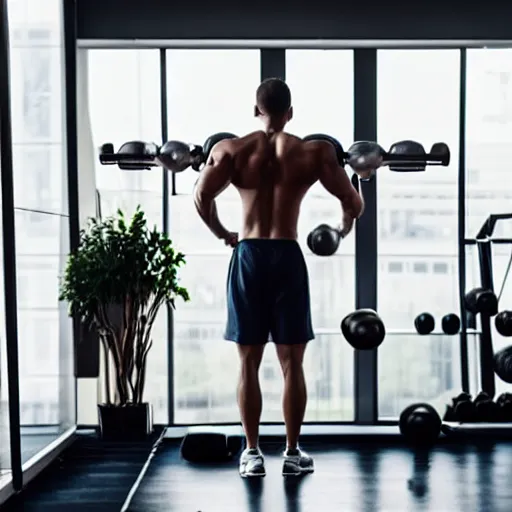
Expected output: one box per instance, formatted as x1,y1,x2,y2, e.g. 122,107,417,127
0,430,162,512
128,439,512,512
3,433,512,512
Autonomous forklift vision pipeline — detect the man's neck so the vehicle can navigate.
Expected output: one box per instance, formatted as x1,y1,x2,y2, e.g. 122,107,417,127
265,127,285,136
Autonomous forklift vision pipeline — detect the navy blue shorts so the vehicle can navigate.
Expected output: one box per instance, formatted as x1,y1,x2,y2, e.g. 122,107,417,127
224,239,314,346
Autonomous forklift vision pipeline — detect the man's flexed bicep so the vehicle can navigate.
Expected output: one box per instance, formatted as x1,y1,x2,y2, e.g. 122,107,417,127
317,142,364,220
193,143,235,243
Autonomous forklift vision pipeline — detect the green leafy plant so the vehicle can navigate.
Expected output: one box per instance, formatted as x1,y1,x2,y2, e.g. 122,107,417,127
59,207,189,407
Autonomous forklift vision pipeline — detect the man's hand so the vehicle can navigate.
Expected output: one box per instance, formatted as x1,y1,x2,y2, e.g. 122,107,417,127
339,213,355,238
223,231,238,248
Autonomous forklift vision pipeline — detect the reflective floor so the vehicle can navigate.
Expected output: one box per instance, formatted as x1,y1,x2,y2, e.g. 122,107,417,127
3,433,512,512
129,439,512,512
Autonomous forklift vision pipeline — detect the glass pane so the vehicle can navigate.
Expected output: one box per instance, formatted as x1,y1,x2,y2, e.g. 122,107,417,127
466,50,512,396
87,49,168,423
168,49,355,424
377,50,461,418
14,209,74,462
287,50,355,420
167,50,260,423
466,50,512,239
380,333,476,418
0,151,11,475
8,0,76,463
167,50,260,197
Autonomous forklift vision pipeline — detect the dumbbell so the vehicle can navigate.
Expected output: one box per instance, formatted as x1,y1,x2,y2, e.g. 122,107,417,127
180,432,243,463
496,393,512,422
452,393,476,423
443,392,473,422
307,224,343,256
341,309,386,350
157,132,238,172
347,140,450,176
99,141,161,171
99,133,238,173
161,132,238,173
303,135,451,181
473,391,500,422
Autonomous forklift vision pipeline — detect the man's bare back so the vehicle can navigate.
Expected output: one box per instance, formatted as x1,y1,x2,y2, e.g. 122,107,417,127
193,130,363,244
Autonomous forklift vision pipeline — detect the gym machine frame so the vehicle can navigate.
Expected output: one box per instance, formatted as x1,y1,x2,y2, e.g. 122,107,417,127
464,212,512,397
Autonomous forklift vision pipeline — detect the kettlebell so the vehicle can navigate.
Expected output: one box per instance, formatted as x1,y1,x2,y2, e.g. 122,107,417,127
307,224,341,256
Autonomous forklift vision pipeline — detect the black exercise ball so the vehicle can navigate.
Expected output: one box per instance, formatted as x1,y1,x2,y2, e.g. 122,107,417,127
399,403,441,446
414,313,435,335
341,309,385,350
441,313,461,335
495,310,512,337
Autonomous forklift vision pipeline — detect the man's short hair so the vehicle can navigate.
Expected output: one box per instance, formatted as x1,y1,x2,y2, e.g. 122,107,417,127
256,78,291,116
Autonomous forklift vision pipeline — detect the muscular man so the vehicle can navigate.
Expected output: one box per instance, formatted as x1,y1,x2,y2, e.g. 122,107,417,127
193,78,364,478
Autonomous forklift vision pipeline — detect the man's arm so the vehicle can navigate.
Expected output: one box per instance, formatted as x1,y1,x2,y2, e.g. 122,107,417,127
317,142,365,228
193,142,233,241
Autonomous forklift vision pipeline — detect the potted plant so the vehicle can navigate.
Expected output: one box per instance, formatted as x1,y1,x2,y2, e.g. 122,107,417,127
59,207,189,440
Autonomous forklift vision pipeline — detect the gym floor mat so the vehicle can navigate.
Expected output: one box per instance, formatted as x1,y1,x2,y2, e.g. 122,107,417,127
2,430,163,512
125,439,512,512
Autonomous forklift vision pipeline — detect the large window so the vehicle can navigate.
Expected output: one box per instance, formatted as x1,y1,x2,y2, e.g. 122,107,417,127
87,49,168,423
168,50,355,424
466,50,512,396
286,50,355,421
377,50,461,418
167,50,259,423
8,0,75,461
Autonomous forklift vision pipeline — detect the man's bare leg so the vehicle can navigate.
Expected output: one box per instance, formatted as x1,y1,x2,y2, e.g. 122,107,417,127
276,343,314,476
276,343,308,450
237,344,265,449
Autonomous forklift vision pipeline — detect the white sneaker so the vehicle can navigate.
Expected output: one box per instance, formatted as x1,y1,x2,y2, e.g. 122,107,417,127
239,448,266,478
282,447,314,476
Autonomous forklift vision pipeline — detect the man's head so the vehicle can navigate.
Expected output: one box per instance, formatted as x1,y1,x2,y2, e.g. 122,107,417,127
254,78,293,132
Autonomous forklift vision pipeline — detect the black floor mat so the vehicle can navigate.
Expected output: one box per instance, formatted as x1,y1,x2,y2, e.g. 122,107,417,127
1,430,163,512
126,439,512,512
